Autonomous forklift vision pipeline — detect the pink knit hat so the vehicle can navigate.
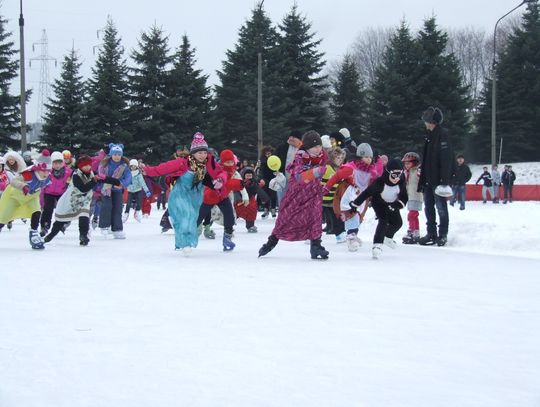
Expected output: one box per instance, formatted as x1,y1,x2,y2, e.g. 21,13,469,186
190,132,208,154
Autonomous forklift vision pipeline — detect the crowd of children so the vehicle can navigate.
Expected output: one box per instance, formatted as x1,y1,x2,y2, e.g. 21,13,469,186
0,114,522,259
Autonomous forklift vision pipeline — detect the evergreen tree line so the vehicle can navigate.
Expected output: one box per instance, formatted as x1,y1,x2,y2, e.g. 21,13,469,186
0,2,539,163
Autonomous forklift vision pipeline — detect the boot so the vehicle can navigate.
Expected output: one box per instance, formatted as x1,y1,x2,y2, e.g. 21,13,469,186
402,230,418,245
122,212,129,223
7,221,13,230
203,224,216,239
40,222,50,237
91,217,99,230
134,211,142,222
223,233,236,252
80,233,90,246
436,235,448,247
258,235,279,257
418,233,437,246
383,237,397,250
113,230,126,239
372,244,383,259
247,226,258,233
29,229,45,250
310,239,329,260
346,232,361,252
261,208,269,219
270,208,277,218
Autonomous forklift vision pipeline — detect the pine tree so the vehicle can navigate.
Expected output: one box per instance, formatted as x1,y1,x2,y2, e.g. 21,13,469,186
85,17,129,151
331,54,366,139
164,35,210,153
475,2,540,162
213,2,283,159
127,24,172,160
415,17,471,155
276,5,329,134
41,48,86,151
0,13,22,150
368,21,423,156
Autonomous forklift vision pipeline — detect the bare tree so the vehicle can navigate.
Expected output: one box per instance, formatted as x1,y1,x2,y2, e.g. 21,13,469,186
446,27,491,109
349,26,394,86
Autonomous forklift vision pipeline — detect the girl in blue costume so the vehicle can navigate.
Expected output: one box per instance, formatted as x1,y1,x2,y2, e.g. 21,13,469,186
142,133,227,255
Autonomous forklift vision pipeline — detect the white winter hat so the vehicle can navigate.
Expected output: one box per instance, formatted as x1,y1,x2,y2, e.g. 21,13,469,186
129,159,139,167
339,128,351,139
51,151,64,162
321,135,332,149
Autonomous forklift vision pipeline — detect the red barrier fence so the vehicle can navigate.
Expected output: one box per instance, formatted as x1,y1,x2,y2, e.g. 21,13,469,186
466,185,540,201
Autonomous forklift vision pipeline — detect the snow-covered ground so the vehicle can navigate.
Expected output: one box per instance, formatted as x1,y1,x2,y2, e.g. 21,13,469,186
1,202,539,407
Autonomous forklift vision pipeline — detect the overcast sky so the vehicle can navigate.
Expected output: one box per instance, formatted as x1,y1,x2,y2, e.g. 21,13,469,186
1,0,530,121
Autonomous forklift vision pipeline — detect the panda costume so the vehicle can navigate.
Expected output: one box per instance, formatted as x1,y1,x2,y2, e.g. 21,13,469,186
349,158,408,259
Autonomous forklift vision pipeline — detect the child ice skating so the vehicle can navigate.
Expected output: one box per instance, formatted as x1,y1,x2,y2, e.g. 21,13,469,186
401,152,423,244
0,151,52,249
40,151,72,236
258,130,330,260
44,156,120,246
142,132,227,254
98,144,132,239
235,166,269,233
349,158,408,259
124,159,151,223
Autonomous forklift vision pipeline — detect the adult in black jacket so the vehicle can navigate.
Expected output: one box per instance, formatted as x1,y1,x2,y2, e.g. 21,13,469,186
450,154,472,210
257,146,277,217
501,165,516,203
350,159,408,259
418,107,454,247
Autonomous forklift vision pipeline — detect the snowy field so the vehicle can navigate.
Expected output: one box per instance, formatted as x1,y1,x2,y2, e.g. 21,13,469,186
1,201,540,407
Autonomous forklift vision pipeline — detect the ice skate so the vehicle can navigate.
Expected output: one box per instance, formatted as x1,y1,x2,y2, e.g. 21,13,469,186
29,229,45,250
247,226,258,233
372,244,383,259
383,237,397,250
203,224,216,239
310,239,329,260
122,212,129,223
112,230,126,239
223,233,236,252
258,235,278,257
134,211,142,222
346,233,361,252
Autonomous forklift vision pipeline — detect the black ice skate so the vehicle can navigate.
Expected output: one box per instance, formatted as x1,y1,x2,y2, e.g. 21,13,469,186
310,239,329,260
258,235,278,257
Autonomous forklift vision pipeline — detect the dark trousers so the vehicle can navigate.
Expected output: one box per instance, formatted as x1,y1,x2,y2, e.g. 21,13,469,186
373,209,403,244
99,193,124,231
157,190,167,209
41,193,61,229
197,199,235,235
262,185,277,210
503,185,513,202
47,217,90,241
323,206,344,235
451,185,466,209
125,191,143,212
423,185,449,237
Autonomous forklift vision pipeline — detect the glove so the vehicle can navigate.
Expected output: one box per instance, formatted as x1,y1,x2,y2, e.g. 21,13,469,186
145,191,152,198
434,185,453,197
95,173,106,181
22,185,30,195
391,201,403,211
213,178,223,190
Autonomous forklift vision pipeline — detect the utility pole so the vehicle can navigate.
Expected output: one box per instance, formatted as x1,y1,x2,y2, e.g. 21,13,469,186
30,29,57,124
257,52,263,158
19,0,27,152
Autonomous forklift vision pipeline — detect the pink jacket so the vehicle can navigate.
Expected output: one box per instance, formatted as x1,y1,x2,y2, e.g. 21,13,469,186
43,166,72,196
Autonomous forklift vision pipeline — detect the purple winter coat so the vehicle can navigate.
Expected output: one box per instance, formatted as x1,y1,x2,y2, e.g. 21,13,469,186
272,150,328,241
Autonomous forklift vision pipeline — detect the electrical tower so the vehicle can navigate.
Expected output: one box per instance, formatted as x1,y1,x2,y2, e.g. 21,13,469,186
30,29,57,124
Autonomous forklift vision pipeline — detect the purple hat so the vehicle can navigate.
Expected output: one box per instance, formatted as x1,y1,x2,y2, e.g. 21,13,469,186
190,132,208,154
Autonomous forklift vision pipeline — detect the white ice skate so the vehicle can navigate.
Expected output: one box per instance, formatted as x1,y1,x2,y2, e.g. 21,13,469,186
122,212,129,223
346,233,361,252
112,231,126,239
372,244,383,259
383,237,397,250
134,211,142,223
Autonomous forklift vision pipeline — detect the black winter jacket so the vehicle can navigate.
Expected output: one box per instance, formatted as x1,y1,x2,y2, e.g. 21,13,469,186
476,171,493,187
418,125,454,191
352,175,408,219
451,163,472,186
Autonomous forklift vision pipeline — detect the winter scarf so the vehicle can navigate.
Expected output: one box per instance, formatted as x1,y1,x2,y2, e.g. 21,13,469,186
188,155,207,187
299,149,325,170
102,161,127,197
52,167,66,179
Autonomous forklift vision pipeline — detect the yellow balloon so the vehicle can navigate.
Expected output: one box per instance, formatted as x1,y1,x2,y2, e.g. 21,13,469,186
267,155,281,171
